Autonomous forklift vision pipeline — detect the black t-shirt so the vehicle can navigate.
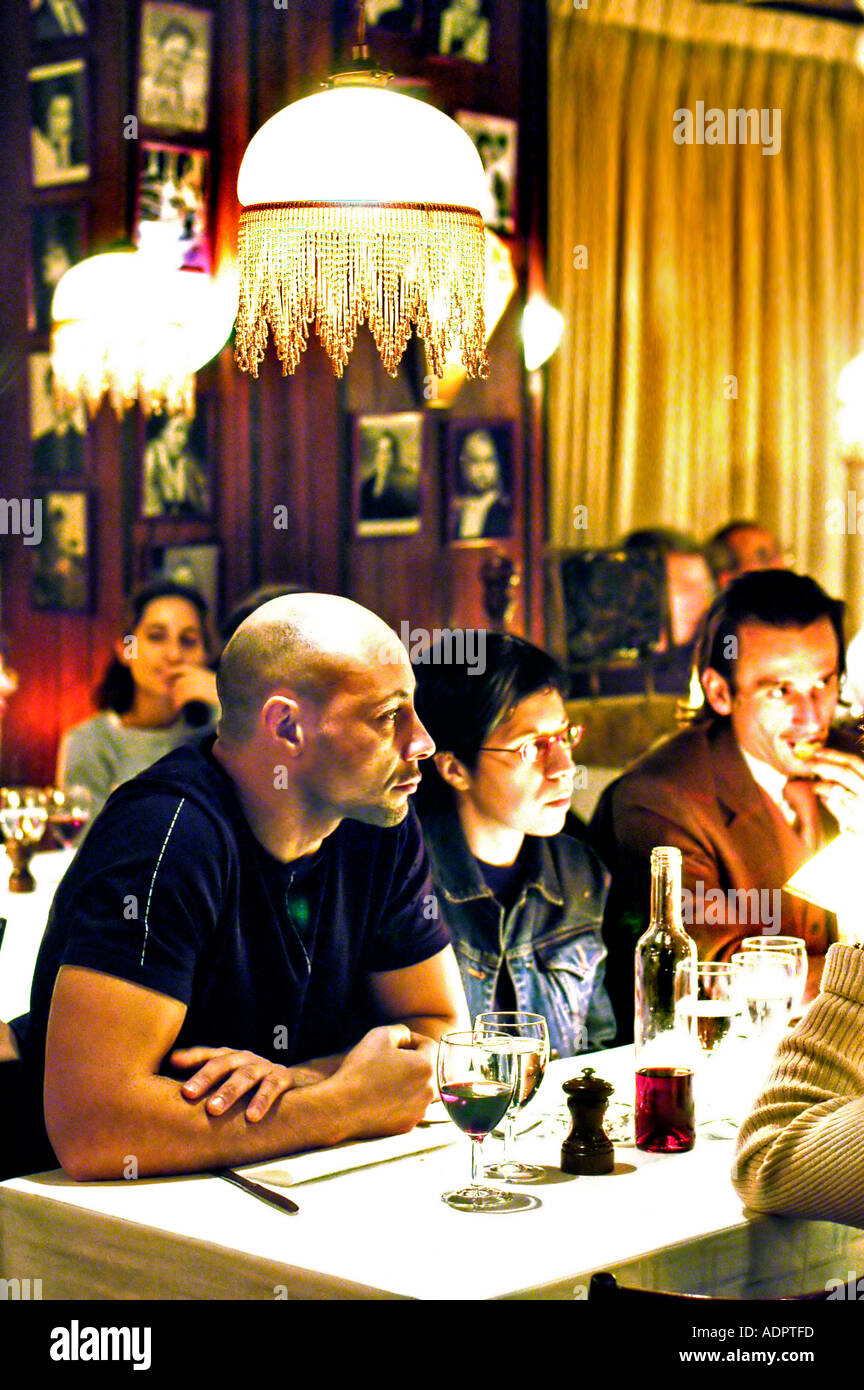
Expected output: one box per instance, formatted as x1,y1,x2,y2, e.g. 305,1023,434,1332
13,737,450,1119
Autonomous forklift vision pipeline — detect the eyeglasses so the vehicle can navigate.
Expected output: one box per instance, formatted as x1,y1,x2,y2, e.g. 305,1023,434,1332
480,724,584,766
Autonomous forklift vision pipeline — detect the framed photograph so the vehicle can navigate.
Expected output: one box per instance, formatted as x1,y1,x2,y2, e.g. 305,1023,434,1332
140,403,213,519
29,59,90,188
29,0,89,41
426,0,491,64
137,2,213,134
29,352,87,476
151,541,220,618
354,412,423,538
135,143,211,271
456,111,517,236
30,205,85,336
31,487,93,613
446,420,514,544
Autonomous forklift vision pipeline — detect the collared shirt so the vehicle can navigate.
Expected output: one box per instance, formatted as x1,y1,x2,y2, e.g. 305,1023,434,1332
741,747,797,826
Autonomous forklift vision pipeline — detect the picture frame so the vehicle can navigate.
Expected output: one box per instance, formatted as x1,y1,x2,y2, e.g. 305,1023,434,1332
426,0,491,64
445,419,514,545
353,412,424,538
135,142,211,271
140,400,214,520
137,2,213,134
455,111,517,236
31,486,93,613
30,204,86,336
29,352,87,476
151,540,221,619
29,0,89,42
29,59,90,188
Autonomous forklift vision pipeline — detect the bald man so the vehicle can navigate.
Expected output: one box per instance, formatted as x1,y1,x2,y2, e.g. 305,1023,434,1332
9,595,467,1180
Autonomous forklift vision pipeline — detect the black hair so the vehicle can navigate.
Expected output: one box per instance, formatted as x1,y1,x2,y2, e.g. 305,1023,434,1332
96,578,209,714
696,570,845,699
412,631,569,812
158,19,195,47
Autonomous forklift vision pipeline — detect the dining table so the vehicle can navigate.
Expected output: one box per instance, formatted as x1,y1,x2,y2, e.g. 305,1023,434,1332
3,1040,864,1303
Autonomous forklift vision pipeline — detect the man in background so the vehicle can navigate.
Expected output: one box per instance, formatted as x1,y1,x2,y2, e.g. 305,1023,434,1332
705,519,788,590
591,570,864,1039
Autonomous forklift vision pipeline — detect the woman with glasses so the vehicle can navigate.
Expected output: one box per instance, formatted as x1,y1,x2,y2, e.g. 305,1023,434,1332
413,632,614,1058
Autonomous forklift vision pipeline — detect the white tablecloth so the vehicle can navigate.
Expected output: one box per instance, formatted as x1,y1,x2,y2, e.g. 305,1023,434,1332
0,1049,756,1301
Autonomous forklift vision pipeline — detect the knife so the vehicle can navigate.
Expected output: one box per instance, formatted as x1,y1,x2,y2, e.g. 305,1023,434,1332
214,1167,300,1215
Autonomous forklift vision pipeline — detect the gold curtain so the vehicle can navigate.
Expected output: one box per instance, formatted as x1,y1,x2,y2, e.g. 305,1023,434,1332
548,0,864,628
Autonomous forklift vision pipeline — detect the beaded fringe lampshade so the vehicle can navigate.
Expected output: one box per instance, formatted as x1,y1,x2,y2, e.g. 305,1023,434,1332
50,252,237,417
235,79,489,381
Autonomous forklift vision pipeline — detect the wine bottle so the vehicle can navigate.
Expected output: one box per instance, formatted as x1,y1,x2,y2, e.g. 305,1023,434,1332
634,845,697,1153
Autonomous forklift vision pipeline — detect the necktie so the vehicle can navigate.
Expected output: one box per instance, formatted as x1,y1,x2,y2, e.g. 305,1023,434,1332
783,777,821,856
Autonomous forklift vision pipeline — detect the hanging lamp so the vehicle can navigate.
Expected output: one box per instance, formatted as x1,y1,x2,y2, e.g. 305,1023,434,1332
50,250,237,417
234,2,489,381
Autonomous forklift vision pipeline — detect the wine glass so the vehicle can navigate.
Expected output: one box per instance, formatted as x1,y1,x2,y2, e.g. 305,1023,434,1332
437,1030,517,1211
731,949,797,1045
739,936,808,1015
0,787,48,892
675,961,742,1059
44,784,92,850
473,1011,549,1181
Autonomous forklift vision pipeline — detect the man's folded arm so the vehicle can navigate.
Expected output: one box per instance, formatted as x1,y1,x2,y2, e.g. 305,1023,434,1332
44,966,436,1181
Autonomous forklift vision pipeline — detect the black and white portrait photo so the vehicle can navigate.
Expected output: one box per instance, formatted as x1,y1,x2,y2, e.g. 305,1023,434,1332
448,421,513,543
431,0,491,64
141,408,211,519
29,0,88,41
29,60,90,188
456,112,517,236
31,205,84,336
355,413,423,537
138,3,212,133
135,144,210,271
32,488,91,613
29,353,86,476
152,542,220,618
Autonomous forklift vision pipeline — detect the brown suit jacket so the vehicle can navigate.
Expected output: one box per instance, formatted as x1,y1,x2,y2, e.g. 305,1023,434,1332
589,719,836,1041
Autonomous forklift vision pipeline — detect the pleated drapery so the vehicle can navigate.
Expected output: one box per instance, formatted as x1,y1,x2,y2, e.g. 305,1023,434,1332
548,0,864,628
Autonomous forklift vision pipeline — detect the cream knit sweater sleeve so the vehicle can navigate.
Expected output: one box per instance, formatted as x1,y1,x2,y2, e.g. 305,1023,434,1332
732,944,864,1226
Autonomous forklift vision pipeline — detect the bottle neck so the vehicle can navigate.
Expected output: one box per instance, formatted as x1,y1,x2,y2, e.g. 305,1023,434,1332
650,856,683,932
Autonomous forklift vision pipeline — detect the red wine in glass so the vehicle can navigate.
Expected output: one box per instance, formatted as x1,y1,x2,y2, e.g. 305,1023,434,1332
635,1066,695,1153
49,813,89,847
439,1080,514,1140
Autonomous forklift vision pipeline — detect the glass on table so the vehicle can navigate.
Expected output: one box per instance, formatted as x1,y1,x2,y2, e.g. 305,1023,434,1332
437,1030,518,1211
43,784,92,849
738,936,807,1015
473,1011,549,1181
730,949,797,1045
675,960,742,1060
0,787,48,892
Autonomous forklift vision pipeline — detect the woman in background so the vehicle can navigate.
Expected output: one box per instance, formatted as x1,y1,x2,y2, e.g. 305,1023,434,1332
413,631,614,1058
57,579,217,821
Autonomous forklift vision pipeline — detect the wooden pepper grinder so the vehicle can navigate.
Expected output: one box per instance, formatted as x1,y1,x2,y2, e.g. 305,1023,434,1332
561,1068,615,1175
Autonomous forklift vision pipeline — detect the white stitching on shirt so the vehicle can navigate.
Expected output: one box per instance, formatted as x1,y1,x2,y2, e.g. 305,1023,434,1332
139,797,186,967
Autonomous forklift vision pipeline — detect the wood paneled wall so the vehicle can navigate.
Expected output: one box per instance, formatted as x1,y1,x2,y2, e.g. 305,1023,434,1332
0,0,547,784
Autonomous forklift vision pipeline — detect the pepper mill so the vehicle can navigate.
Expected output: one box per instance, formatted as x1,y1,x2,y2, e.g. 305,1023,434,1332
561,1068,615,1175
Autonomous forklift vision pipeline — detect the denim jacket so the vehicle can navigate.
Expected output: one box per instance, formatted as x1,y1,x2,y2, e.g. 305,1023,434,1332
420,804,616,1058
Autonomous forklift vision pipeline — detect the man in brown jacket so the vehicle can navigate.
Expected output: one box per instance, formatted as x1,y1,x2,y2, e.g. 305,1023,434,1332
590,571,864,1041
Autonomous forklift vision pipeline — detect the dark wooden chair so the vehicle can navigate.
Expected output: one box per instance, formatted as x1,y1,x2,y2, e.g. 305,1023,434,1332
588,1271,832,1303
